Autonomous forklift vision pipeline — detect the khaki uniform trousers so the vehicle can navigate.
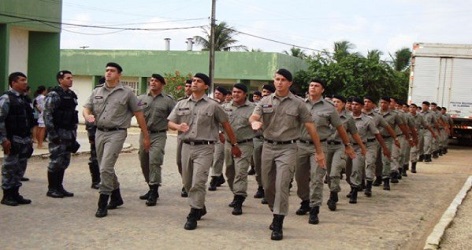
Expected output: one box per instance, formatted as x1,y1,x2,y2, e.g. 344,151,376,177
181,143,215,209
417,129,425,156
176,137,183,176
423,130,433,155
326,143,346,193
262,142,297,215
96,129,127,195
391,136,403,172
365,141,379,181
224,141,254,197
252,136,264,186
210,140,225,176
139,132,167,185
400,135,411,166
381,137,394,178
350,145,365,187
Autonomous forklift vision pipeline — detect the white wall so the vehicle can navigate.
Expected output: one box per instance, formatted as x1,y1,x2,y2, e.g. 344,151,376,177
9,28,29,74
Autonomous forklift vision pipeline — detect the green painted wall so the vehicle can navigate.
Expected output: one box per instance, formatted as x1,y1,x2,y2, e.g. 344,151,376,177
0,0,62,32
28,32,61,91
0,24,8,88
60,50,308,81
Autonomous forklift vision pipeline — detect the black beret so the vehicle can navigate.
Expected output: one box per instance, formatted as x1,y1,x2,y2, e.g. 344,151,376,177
56,70,72,80
194,73,210,85
351,97,363,105
233,83,248,93
431,102,437,106
276,68,292,82
364,96,376,103
215,86,228,95
151,74,166,85
253,91,261,96
381,96,391,102
346,97,354,103
332,94,346,103
106,62,122,73
185,79,192,84
422,101,430,106
310,78,327,89
262,84,275,93
410,103,418,108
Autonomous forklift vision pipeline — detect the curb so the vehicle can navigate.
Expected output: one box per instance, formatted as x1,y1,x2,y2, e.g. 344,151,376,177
423,175,472,249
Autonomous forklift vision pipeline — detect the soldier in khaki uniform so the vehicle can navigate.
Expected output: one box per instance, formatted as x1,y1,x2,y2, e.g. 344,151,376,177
408,103,435,173
420,101,437,162
295,82,354,216
168,73,241,231
441,107,453,154
223,83,255,215
249,69,325,241
83,62,151,218
137,74,175,206
176,80,192,197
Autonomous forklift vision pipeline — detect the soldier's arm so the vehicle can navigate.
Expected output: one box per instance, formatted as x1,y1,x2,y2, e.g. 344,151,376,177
335,124,356,159
305,122,326,168
375,133,391,159
135,111,150,152
221,121,241,157
352,133,366,156
249,113,262,130
43,93,60,141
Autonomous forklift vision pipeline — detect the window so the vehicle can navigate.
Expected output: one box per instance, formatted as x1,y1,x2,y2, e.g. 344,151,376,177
121,81,139,95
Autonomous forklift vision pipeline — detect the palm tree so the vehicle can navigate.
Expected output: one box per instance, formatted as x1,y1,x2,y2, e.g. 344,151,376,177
333,40,355,62
389,48,411,71
367,49,383,62
194,21,247,51
283,47,307,59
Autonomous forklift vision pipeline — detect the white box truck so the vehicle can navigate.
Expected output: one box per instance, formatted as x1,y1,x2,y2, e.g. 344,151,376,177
408,42,472,142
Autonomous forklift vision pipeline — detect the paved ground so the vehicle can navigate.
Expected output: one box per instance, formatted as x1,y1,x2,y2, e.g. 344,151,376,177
0,125,471,250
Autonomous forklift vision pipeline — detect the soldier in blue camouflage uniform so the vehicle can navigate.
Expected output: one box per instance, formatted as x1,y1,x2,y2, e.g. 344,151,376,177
44,70,80,199
1,72,34,206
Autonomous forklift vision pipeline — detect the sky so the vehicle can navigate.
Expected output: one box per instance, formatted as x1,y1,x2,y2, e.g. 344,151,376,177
60,0,472,58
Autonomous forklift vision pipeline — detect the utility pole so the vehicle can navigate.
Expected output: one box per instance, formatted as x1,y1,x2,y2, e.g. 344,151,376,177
209,0,216,94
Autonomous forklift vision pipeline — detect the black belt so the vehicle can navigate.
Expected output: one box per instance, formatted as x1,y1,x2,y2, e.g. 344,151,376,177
255,135,264,139
298,138,327,145
382,135,391,139
264,139,297,145
237,138,253,144
183,140,216,145
397,134,404,137
327,140,341,145
367,138,376,142
97,127,126,132
149,129,167,134
353,142,365,146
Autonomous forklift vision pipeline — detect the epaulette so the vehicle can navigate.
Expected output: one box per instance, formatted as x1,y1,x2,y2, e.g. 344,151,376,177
177,96,189,101
166,94,175,100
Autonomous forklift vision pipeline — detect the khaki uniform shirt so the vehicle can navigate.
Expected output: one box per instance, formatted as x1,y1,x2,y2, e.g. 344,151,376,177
364,110,389,140
167,94,228,141
83,83,141,128
253,92,312,141
351,113,379,142
137,91,175,132
222,100,255,142
379,109,404,137
299,97,342,141
329,110,357,142
411,113,428,130
420,110,436,128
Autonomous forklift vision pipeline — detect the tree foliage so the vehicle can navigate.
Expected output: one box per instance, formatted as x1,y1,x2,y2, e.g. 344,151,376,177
293,41,411,102
163,71,193,100
194,21,247,51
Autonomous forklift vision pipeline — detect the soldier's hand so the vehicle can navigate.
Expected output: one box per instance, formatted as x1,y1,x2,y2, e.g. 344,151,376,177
218,133,225,143
432,133,437,139
231,145,242,158
251,121,262,131
85,115,95,123
408,138,415,147
383,148,391,160
179,123,189,133
2,139,11,155
361,147,367,156
394,139,401,148
345,146,356,159
143,135,151,152
315,151,326,168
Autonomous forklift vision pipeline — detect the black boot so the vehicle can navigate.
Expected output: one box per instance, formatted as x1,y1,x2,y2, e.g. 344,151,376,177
248,166,255,175
89,162,100,189
444,148,448,154
228,195,237,207
402,164,408,177
425,154,432,163
139,185,151,200
411,162,417,173
13,186,31,204
261,197,268,204
432,151,439,159
349,186,358,204
196,206,207,220
308,206,320,224
216,174,225,187
254,186,264,199
146,185,159,206
57,169,74,197
327,191,338,211
391,172,399,183
438,148,443,156
418,154,424,162
180,186,188,197
107,188,124,209
383,178,390,191
359,179,366,191
364,181,373,197
232,195,245,215
397,169,403,180
270,214,285,240
46,171,64,198
95,194,109,218
295,200,310,215
208,176,218,191
1,188,18,206
372,176,382,186
184,208,200,230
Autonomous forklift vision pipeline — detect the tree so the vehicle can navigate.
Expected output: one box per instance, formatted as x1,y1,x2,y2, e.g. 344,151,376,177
283,47,307,59
194,21,247,51
389,48,412,72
